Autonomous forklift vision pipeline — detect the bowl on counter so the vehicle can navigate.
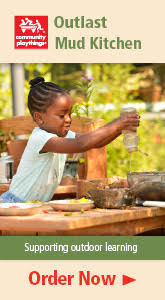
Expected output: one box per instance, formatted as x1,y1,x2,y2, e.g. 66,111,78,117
0,203,42,216
49,199,94,211
88,188,133,209
127,172,165,188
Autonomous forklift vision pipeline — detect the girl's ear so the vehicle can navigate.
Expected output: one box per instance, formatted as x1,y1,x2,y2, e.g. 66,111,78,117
33,111,44,125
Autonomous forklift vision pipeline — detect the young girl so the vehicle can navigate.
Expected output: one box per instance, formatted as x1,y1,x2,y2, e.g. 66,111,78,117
0,76,140,203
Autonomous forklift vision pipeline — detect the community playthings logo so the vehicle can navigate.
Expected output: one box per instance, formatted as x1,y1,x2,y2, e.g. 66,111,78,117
14,16,48,49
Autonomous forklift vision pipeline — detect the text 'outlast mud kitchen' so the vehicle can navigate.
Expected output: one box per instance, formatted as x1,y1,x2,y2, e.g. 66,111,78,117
54,16,142,50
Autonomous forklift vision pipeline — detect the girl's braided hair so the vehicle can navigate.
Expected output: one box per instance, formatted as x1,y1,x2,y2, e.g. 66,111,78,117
28,77,69,117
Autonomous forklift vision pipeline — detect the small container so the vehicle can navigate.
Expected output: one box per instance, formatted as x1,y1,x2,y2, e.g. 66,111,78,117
120,107,140,153
0,152,14,183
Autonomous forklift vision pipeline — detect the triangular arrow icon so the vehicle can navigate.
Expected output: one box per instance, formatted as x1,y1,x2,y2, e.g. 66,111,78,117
122,275,136,285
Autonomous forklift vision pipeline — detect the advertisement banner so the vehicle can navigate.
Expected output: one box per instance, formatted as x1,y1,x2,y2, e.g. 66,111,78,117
0,1,165,299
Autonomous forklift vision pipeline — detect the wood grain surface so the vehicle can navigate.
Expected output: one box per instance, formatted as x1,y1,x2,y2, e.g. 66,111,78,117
0,205,165,236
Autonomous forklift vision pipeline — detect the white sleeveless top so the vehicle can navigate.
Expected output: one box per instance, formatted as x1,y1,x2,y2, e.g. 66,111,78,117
10,127,76,202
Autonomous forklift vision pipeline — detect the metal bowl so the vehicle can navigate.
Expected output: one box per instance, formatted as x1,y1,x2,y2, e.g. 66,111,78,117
131,181,165,201
127,172,165,187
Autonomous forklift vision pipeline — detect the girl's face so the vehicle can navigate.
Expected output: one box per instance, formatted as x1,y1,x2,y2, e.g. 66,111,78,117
34,95,73,137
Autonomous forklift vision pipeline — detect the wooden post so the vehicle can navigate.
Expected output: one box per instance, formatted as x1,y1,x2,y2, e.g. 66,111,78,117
85,119,107,179
11,64,25,116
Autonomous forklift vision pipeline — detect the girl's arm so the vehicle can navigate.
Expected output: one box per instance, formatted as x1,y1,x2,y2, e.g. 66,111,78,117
76,130,120,148
81,113,140,148
40,113,139,154
84,123,138,148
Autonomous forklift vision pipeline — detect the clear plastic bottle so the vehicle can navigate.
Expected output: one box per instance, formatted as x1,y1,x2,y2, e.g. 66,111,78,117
120,107,140,153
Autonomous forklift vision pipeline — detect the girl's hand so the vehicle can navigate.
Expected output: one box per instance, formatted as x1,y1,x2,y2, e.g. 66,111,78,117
116,113,140,132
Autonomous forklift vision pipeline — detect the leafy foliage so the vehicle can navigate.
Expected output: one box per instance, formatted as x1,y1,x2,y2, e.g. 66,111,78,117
0,64,12,119
97,111,165,177
0,128,14,153
71,74,96,117
86,64,165,177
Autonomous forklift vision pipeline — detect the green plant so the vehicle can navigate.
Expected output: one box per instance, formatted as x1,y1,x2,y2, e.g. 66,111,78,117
0,129,14,153
70,64,144,177
71,74,96,117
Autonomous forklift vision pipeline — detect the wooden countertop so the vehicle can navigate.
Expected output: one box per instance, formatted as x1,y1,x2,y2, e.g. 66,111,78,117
0,205,165,236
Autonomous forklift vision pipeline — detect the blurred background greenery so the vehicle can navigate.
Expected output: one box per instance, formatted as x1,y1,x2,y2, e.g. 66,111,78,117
1,63,165,177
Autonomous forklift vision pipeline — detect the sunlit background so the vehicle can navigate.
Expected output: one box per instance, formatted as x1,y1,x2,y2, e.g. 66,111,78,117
0,63,165,177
